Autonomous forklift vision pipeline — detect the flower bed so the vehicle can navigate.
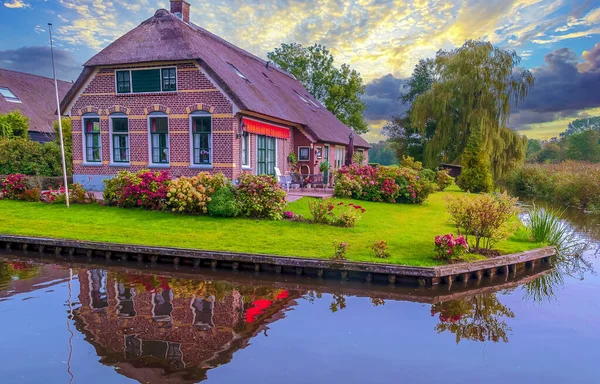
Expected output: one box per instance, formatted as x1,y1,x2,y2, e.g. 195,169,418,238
334,164,436,204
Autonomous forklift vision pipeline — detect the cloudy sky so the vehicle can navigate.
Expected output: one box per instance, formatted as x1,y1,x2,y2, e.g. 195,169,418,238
1,0,599,141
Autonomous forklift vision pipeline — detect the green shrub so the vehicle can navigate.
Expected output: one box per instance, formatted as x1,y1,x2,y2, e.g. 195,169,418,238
436,169,454,191
0,110,29,139
0,138,64,176
446,191,520,251
400,155,422,171
526,205,569,250
419,168,436,183
208,187,239,217
235,173,287,220
456,150,494,193
505,162,600,210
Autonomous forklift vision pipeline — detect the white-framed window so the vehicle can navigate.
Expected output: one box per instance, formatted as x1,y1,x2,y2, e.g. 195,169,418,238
335,147,345,169
190,112,212,166
110,114,129,164
148,113,169,165
115,66,177,94
241,132,250,168
82,114,101,164
298,146,310,161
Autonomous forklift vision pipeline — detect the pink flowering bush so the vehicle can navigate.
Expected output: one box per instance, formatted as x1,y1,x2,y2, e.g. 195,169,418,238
103,169,170,210
235,173,287,220
334,164,435,204
40,183,88,204
1,174,28,200
434,234,468,263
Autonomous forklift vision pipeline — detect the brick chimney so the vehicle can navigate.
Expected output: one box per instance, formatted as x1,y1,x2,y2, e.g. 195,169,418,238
170,0,190,23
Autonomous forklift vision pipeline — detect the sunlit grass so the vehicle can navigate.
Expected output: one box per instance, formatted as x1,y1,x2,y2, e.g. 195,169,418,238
0,186,540,266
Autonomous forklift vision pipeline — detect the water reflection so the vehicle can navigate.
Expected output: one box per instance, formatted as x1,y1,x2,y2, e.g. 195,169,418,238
72,269,298,383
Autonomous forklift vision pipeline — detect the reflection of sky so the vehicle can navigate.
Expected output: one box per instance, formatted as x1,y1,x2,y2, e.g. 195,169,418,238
0,253,598,383
0,277,134,383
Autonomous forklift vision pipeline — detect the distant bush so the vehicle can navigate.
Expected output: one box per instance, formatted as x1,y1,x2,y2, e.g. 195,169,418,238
208,187,239,217
334,164,435,204
506,161,600,210
446,192,519,252
436,169,454,191
235,173,287,220
0,110,29,139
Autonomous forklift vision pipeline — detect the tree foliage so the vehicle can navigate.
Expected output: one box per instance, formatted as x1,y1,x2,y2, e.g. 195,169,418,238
383,59,436,162
411,40,533,180
267,43,368,133
566,129,600,162
560,116,600,138
0,110,29,139
367,141,398,165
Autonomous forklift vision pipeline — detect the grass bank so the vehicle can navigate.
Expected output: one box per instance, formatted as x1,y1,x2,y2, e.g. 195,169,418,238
0,186,539,266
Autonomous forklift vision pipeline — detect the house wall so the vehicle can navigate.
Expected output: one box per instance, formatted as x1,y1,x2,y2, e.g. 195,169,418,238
69,61,248,190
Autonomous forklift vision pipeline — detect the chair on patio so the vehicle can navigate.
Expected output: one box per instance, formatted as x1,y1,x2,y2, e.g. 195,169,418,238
274,167,292,191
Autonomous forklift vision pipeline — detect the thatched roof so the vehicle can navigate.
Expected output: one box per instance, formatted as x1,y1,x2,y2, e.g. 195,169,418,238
62,9,369,148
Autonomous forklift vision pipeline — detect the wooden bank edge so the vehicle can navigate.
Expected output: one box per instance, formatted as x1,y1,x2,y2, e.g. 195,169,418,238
0,234,556,287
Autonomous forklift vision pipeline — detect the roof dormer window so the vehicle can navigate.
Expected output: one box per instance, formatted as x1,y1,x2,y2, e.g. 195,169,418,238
0,87,21,103
228,63,248,81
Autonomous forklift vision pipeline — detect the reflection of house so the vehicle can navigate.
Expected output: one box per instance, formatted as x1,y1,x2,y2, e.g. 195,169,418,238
74,270,299,383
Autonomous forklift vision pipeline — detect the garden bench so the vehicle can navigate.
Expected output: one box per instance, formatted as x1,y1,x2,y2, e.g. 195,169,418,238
274,167,292,191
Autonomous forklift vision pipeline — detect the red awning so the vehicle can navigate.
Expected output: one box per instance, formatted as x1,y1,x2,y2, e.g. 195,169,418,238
242,117,290,140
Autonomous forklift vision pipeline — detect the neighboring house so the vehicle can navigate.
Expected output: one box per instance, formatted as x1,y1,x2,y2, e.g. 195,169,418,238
0,68,72,142
60,0,370,190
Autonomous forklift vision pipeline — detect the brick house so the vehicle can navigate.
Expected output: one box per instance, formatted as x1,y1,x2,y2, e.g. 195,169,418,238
0,68,71,142
60,0,370,190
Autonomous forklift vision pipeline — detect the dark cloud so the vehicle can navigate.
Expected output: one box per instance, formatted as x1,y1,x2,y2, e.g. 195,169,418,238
510,43,600,127
362,73,407,121
0,46,82,82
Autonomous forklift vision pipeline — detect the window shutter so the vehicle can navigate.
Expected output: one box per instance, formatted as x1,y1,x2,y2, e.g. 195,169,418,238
132,69,161,93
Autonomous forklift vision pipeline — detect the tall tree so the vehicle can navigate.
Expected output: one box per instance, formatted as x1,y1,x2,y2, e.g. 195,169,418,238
560,116,600,137
411,40,534,182
267,43,368,134
567,129,600,162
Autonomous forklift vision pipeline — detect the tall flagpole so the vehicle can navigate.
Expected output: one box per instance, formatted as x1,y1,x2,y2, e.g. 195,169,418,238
48,23,70,208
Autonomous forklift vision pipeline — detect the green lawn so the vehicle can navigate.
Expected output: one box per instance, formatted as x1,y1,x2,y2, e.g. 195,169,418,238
0,186,540,267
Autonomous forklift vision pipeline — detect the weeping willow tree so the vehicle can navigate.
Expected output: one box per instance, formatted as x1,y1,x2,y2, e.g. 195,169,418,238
411,40,533,186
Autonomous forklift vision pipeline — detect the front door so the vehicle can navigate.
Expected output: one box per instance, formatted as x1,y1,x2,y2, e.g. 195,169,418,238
323,145,330,185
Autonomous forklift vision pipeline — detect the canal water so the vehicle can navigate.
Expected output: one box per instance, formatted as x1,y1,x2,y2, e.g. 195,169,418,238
0,209,598,383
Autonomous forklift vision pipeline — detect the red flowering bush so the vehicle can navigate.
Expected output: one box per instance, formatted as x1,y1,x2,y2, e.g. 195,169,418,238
372,240,389,258
334,164,435,204
308,199,365,227
103,169,170,210
235,172,287,220
434,234,468,263
1,173,28,199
